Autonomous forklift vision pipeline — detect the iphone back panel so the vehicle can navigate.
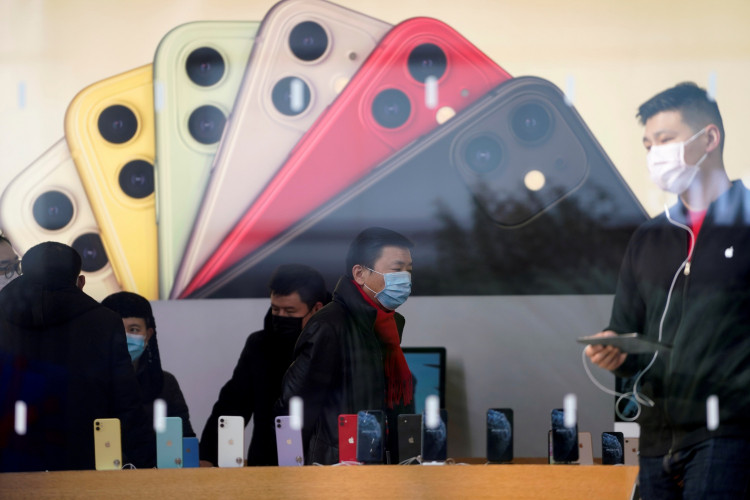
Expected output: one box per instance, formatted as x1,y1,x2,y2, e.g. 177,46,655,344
275,415,304,466
0,139,121,301
156,416,183,468
93,418,122,471
153,21,259,299
338,413,358,463
171,0,391,298
396,413,422,464
182,436,200,468
217,415,244,467
64,65,158,300
190,76,647,298
180,16,512,298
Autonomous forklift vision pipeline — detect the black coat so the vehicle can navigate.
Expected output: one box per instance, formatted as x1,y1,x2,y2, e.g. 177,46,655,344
0,276,154,471
200,309,297,465
278,277,412,465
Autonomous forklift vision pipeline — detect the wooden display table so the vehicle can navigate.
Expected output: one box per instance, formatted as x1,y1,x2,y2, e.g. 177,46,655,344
0,462,638,499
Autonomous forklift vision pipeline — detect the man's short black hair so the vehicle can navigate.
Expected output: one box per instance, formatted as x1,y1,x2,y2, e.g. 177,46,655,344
345,227,414,278
102,291,156,329
21,241,81,287
637,82,724,151
268,264,328,309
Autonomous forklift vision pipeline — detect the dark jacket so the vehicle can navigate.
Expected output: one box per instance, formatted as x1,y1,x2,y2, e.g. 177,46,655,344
277,277,412,465
200,309,297,466
0,276,154,471
610,180,750,456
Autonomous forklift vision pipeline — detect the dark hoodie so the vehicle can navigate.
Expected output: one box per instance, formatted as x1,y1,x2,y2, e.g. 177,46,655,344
0,275,154,471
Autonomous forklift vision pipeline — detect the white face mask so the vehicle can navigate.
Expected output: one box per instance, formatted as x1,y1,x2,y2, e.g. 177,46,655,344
646,127,708,194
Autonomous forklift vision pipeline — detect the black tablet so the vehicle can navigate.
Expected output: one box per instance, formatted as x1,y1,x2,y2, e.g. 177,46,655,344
576,333,672,354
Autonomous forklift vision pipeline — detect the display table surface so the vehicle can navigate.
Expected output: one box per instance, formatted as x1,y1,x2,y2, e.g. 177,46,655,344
0,460,638,500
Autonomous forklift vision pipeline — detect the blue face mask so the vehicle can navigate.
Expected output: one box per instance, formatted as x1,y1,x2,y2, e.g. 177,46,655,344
364,267,412,310
126,333,146,362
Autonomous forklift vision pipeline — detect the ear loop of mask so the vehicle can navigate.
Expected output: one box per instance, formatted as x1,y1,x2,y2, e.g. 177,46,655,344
582,204,695,421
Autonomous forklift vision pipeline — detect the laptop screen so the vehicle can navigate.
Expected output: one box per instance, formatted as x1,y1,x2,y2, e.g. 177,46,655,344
402,347,446,414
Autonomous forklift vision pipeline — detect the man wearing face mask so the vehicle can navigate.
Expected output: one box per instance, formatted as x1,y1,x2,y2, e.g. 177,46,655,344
102,291,196,439
584,82,750,498
0,235,20,291
278,227,415,465
199,264,328,466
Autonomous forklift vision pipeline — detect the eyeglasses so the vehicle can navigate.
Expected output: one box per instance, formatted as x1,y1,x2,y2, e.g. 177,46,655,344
1,259,21,279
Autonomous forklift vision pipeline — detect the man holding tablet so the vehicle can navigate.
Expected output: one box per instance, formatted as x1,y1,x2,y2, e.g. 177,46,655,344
585,82,750,499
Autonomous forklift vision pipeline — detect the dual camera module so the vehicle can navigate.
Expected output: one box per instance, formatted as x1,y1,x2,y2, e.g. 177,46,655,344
462,101,553,175
31,191,108,272
185,47,227,145
271,21,327,116
97,105,155,199
371,43,447,129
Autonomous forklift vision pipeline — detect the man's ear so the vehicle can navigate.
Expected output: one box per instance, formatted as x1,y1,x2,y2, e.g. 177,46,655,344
352,264,368,285
311,301,324,314
76,275,86,290
706,124,722,153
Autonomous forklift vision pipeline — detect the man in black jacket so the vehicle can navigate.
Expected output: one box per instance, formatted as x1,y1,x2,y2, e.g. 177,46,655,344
0,242,154,471
199,264,328,466
278,227,415,465
585,83,750,499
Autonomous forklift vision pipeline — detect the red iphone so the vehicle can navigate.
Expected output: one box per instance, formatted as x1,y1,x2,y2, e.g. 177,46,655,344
180,17,512,297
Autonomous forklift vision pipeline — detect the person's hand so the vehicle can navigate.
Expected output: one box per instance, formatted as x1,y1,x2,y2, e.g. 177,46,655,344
584,330,627,371
199,460,214,467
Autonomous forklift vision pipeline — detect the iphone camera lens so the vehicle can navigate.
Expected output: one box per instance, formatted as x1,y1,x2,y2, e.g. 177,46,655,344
464,135,504,174
72,233,109,272
118,160,154,199
271,76,311,116
98,105,137,144
371,88,411,129
186,47,225,87
289,21,328,62
408,43,447,83
188,105,226,144
511,102,552,143
33,191,74,230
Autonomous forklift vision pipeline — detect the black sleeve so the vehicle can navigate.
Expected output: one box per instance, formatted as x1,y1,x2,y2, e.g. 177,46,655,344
199,333,258,464
160,371,196,438
277,316,340,437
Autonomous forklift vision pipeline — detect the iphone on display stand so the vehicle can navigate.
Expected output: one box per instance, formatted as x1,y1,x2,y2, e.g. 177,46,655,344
0,139,121,301
422,408,448,463
338,414,358,463
156,416,183,468
397,414,422,464
275,415,304,466
192,76,647,299
550,408,578,463
182,437,200,468
602,431,625,465
172,0,391,299
182,16,512,298
356,410,385,464
93,418,122,471
217,415,244,467
486,408,513,463
64,64,159,300
153,20,260,299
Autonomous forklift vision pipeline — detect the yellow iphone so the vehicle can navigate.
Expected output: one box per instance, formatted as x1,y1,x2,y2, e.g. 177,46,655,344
65,65,158,300
93,418,122,471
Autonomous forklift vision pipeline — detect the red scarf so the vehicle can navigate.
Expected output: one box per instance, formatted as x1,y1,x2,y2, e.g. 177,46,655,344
354,281,414,408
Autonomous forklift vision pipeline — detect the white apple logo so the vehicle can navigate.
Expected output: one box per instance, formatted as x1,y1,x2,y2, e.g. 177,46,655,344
348,437,354,444
725,246,734,259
